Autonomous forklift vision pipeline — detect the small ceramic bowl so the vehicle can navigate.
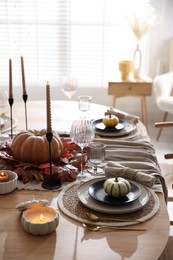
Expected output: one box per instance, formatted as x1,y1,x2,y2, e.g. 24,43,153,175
21,207,59,235
0,170,18,194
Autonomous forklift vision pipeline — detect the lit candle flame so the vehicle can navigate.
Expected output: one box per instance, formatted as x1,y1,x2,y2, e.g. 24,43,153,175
31,212,50,224
0,171,9,182
40,213,43,222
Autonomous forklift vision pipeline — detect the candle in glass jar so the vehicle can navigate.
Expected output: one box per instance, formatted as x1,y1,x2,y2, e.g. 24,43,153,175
46,82,52,133
0,172,10,182
9,58,13,99
21,56,27,95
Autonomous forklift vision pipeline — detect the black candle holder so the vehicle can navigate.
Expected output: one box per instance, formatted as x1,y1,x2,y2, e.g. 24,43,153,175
22,94,28,130
8,97,14,139
42,132,61,190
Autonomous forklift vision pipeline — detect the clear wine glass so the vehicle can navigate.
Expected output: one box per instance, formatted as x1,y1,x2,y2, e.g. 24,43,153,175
61,77,78,132
70,119,94,179
0,90,9,140
88,142,106,174
61,77,78,100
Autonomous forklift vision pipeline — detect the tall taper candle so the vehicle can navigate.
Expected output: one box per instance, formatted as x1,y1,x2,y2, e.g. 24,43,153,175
46,82,52,133
9,59,13,99
21,56,27,95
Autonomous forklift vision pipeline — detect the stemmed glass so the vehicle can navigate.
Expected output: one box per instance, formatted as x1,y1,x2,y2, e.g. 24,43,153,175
0,90,9,140
70,119,94,179
88,142,106,174
61,77,78,100
61,77,78,132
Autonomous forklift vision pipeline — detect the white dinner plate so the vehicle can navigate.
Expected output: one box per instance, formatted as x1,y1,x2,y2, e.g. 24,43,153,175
78,177,150,214
0,115,18,133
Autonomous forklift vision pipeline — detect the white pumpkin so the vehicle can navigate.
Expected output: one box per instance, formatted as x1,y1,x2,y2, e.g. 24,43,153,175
103,177,131,198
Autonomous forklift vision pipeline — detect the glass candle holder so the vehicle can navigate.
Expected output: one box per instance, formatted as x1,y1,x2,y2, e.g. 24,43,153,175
78,95,92,112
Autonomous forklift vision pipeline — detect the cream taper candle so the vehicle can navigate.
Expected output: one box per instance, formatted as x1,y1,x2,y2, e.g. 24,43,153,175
46,82,52,133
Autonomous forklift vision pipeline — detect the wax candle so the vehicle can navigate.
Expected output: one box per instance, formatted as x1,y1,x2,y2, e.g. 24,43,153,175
9,59,13,99
24,209,55,223
32,213,49,223
0,172,10,182
46,82,52,133
21,207,59,235
21,56,27,95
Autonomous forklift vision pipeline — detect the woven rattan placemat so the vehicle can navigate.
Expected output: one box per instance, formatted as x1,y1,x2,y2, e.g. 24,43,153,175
57,181,160,227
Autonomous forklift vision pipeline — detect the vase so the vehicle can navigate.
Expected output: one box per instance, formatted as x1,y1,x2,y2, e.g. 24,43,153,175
118,60,133,81
133,43,142,79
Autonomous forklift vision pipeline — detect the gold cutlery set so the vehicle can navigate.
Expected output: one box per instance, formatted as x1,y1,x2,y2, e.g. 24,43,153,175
83,212,146,232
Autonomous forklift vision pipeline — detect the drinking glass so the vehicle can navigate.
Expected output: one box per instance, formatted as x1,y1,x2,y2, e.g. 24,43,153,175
88,142,106,174
61,77,78,100
78,95,92,112
70,119,94,179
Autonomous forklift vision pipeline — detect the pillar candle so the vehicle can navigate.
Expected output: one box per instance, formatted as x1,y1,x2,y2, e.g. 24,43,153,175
46,82,52,133
9,59,13,99
21,56,27,95
0,172,10,182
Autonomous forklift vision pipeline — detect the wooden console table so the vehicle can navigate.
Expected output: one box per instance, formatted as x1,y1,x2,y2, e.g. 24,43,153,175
108,79,152,127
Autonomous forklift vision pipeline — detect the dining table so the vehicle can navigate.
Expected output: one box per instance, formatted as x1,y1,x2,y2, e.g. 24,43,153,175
0,100,170,260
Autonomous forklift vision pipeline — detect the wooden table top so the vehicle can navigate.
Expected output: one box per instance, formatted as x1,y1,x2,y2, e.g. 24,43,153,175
12,100,108,133
0,100,170,260
0,190,169,260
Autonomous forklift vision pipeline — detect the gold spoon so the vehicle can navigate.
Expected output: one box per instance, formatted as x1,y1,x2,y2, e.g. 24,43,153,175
83,223,146,232
85,212,143,223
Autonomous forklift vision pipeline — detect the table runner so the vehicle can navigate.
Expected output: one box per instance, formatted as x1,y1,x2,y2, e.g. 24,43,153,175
11,138,168,202
0,121,167,201
15,136,166,196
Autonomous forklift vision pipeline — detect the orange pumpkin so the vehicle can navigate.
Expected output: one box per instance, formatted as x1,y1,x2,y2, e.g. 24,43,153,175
11,129,63,164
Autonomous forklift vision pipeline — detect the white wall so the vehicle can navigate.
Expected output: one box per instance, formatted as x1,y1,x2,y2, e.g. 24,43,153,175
6,0,173,129
12,84,166,127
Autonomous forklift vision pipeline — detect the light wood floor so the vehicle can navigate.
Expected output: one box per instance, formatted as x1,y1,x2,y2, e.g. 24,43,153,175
148,122,173,176
149,125,173,260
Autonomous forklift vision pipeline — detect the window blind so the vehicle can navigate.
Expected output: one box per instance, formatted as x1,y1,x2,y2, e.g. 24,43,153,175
0,0,150,90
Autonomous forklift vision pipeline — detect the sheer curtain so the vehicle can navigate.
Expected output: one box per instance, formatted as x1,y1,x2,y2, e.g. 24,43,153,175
0,0,150,90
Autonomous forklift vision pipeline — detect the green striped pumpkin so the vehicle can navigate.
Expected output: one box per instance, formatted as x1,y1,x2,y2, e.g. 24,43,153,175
103,177,131,198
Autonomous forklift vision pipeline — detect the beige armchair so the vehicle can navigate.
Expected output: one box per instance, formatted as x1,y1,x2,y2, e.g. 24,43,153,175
155,121,173,158
153,72,173,140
